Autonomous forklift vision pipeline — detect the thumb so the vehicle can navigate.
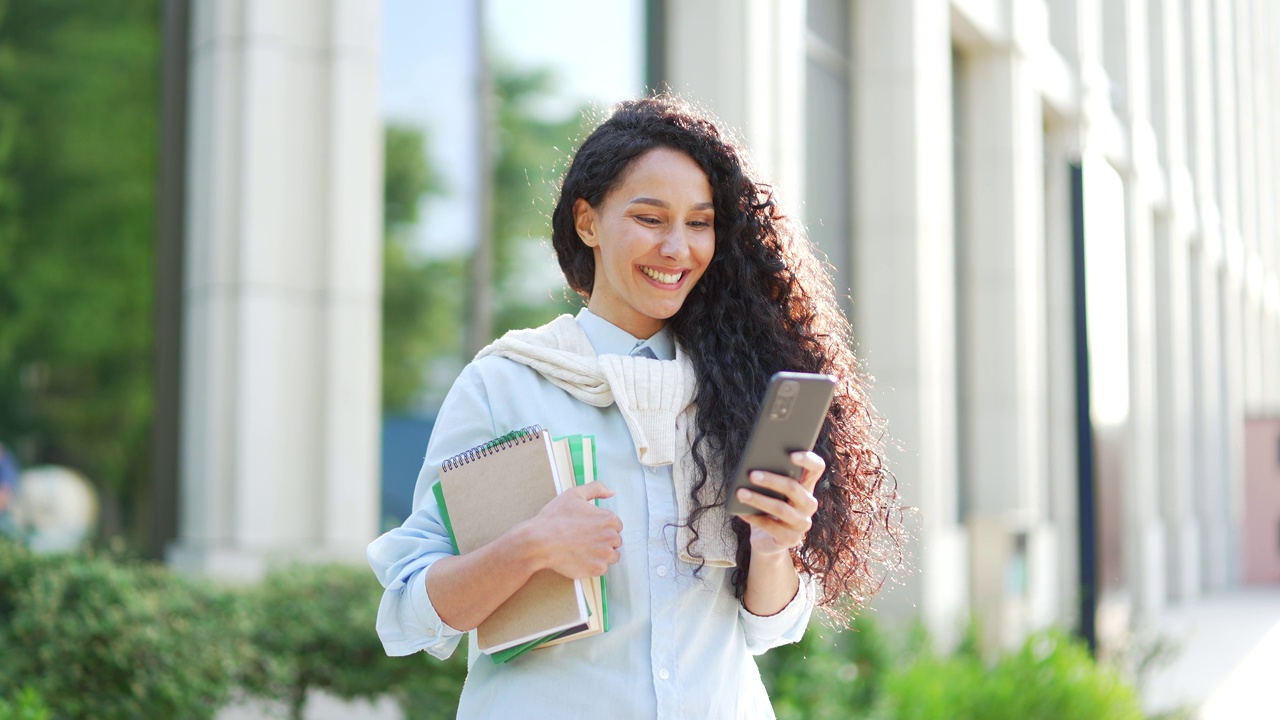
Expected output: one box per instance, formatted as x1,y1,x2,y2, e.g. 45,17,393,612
569,481,614,501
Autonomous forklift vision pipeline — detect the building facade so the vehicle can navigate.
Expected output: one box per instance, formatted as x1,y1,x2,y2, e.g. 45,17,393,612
648,0,1280,648
656,0,1279,650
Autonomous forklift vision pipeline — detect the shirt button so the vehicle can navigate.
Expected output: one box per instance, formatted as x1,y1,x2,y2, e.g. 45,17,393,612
655,565,668,577
659,668,670,680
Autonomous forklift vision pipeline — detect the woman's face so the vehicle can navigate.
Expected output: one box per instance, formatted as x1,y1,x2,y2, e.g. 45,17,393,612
573,147,715,339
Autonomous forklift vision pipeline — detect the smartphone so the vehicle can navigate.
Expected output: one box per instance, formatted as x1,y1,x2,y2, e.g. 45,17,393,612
726,371,837,516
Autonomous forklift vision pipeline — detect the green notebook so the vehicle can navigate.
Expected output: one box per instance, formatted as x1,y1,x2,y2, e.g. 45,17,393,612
563,434,608,634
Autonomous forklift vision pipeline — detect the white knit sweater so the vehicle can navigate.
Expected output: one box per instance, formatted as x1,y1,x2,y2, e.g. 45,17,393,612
476,314,738,566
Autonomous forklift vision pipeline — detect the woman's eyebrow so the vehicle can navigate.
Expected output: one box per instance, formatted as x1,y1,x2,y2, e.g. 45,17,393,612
628,196,668,208
627,197,714,211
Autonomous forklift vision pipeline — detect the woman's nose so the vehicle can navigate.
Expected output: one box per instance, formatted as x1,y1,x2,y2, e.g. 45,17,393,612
659,227,690,259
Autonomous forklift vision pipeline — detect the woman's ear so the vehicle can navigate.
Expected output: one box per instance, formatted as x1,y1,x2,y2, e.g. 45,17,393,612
573,198,599,248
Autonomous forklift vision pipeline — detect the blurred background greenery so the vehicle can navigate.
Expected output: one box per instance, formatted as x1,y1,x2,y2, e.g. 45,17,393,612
0,0,162,549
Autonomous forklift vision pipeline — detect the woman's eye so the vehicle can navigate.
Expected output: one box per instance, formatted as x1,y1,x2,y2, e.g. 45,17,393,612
689,220,711,229
636,216,661,225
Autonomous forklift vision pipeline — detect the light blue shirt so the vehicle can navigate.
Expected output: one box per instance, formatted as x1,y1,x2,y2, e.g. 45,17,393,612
368,309,814,719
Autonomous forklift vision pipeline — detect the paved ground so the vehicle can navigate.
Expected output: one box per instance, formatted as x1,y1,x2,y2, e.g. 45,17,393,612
218,693,401,720
1143,586,1280,719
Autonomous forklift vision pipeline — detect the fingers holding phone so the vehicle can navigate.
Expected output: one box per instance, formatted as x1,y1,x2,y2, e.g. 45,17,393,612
736,451,825,555
736,451,822,510
789,449,826,493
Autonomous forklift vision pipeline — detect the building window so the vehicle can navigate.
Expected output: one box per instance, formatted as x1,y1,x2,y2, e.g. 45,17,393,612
379,0,646,526
804,0,853,310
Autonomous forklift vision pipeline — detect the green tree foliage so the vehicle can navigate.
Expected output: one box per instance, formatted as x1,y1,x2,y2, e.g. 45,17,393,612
0,687,51,720
382,64,590,410
489,62,587,337
0,0,160,540
0,1,16,315
385,125,439,229
381,125,466,412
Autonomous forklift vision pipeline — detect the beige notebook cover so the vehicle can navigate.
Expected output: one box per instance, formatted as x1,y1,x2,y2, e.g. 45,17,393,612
438,428,588,654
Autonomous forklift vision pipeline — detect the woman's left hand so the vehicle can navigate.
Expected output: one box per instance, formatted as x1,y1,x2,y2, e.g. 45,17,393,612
735,451,825,558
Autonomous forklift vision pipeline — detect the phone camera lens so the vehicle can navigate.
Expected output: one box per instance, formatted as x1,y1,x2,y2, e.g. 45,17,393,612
779,380,799,398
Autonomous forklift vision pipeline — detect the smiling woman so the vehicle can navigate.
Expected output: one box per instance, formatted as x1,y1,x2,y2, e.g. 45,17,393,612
368,94,902,720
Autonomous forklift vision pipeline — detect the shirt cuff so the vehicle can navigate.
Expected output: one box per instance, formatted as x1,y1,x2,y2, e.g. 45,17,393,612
740,573,816,652
402,565,465,655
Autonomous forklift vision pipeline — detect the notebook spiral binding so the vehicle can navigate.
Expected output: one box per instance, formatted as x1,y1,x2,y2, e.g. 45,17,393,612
440,424,544,472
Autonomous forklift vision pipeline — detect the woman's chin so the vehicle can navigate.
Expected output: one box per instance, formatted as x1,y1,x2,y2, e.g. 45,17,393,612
643,299,688,321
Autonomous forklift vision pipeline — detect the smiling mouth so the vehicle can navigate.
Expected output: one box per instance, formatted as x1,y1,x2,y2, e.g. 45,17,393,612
640,266,685,285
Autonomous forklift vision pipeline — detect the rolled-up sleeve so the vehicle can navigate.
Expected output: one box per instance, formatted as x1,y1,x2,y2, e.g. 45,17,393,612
367,364,497,658
739,572,817,654
368,497,465,658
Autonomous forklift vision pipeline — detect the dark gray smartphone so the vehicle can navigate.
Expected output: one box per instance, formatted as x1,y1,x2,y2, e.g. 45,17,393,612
726,371,837,516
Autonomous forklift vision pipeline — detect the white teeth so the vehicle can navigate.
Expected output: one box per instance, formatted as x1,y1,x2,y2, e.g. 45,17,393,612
641,267,681,284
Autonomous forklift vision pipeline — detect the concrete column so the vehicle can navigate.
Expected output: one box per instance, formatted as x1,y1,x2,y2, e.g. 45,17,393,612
1153,216,1200,601
959,33,1045,529
1255,0,1280,416
1189,262,1227,593
663,0,805,205
1149,0,1201,602
958,25,1050,650
1234,0,1263,418
1273,0,1280,417
1184,0,1229,594
956,0,1070,640
170,0,382,581
1221,272,1246,588
1270,1,1280,415
849,0,966,645
1113,0,1168,616
1213,0,1247,587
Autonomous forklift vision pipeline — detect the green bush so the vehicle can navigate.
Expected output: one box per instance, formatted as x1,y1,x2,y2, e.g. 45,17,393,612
0,688,51,720
758,615,893,719
0,540,253,720
873,628,1145,720
0,542,466,720
243,562,467,720
757,616,1149,720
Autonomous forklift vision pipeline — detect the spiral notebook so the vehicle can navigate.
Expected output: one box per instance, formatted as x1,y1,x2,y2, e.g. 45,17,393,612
432,426,590,657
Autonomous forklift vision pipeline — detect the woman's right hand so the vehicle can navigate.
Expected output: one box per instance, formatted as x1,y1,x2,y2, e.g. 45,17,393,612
425,482,622,632
524,482,623,579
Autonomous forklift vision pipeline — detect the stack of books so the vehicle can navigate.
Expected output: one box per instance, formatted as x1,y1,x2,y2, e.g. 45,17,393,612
431,425,608,663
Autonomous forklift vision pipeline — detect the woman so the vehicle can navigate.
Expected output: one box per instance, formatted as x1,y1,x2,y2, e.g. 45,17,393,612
368,95,899,718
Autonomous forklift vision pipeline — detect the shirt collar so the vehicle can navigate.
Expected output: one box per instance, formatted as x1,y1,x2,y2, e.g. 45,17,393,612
576,308,676,361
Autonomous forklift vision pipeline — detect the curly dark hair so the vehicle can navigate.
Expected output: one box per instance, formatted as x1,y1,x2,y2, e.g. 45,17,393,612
551,95,902,616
